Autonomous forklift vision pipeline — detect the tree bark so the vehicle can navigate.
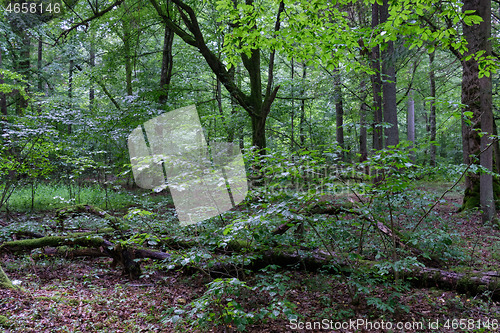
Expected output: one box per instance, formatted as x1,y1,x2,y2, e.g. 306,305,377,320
493,119,500,174
68,59,74,134
0,265,17,290
159,25,174,104
371,3,383,151
16,33,30,115
477,0,495,222
379,0,399,148
359,80,368,163
0,47,7,117
429,50,437,167
334,68,345,161
37,38,43,92
120,2,134,97
407,89,415,162
461,0,496,216
89,31,96,112
299,63,307,146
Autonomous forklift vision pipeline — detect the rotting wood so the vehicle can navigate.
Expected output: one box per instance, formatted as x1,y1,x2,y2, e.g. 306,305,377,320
0,234,170,280
1,231,498,300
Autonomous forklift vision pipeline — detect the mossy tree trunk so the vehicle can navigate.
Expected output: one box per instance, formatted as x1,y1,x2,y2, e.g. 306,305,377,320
0,265,16,290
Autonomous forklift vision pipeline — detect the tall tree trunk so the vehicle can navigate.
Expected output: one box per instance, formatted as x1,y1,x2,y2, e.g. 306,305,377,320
299,63,307,146
37,38,43,92
380,0,399,148
159,25,174,104
290,58,295,150
407,89,415,162
68,59,74,134
69,59,74,100
429,50,437,167
0,48,7,117
493,120,500,174
461,0,496,219
16,33,30,115
334,68,344,161
477,0,495,222
371,3,383,151
123,20,133,96
359,80,368,163
89,33,96,112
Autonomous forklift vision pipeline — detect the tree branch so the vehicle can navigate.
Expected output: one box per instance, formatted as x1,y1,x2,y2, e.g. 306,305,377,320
149,0,256,117
55,0,125,45
265,1,285,99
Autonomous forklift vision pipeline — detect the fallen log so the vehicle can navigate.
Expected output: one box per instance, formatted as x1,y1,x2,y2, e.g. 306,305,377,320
0,234,170,280
159,237,500,301
2,231,499,300
411,267,500,299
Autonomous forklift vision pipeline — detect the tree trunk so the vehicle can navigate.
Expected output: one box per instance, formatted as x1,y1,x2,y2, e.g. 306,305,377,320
122,18,133,96
37,38,43,92
290,58,295,150
461,0,496,215
493,119,500,174
359,80,368,163
380,0,399,148
429,51,437,167
0,265,16,290
371,3,383,151
334,68,345,161
0,47,7,117
16,33,30,115
159,25,174,104
407,89,415,162
68,59,74,134
89,32,96,112
299,63,307,146
477,0,496,222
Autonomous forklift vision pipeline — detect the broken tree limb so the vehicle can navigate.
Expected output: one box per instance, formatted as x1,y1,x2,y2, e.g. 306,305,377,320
0,233,169,280
156,235,500,301
0,234,111,253
174,244,500,301
410,267,500,300
42,246,170,261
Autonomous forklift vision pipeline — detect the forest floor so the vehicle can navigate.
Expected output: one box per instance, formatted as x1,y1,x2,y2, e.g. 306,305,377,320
1,184,499,333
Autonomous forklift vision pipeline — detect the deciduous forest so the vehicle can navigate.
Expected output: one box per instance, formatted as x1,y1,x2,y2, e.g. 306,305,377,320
0,0,500,331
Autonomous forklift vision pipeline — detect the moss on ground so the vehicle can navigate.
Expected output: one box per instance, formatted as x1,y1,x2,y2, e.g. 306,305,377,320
0,314,11,328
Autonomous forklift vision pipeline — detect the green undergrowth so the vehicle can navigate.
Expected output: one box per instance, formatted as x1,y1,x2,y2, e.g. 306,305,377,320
3,182,172,212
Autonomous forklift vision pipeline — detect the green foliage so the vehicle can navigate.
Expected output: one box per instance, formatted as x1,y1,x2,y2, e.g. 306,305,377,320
4,182,134,211
162,272,297,332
